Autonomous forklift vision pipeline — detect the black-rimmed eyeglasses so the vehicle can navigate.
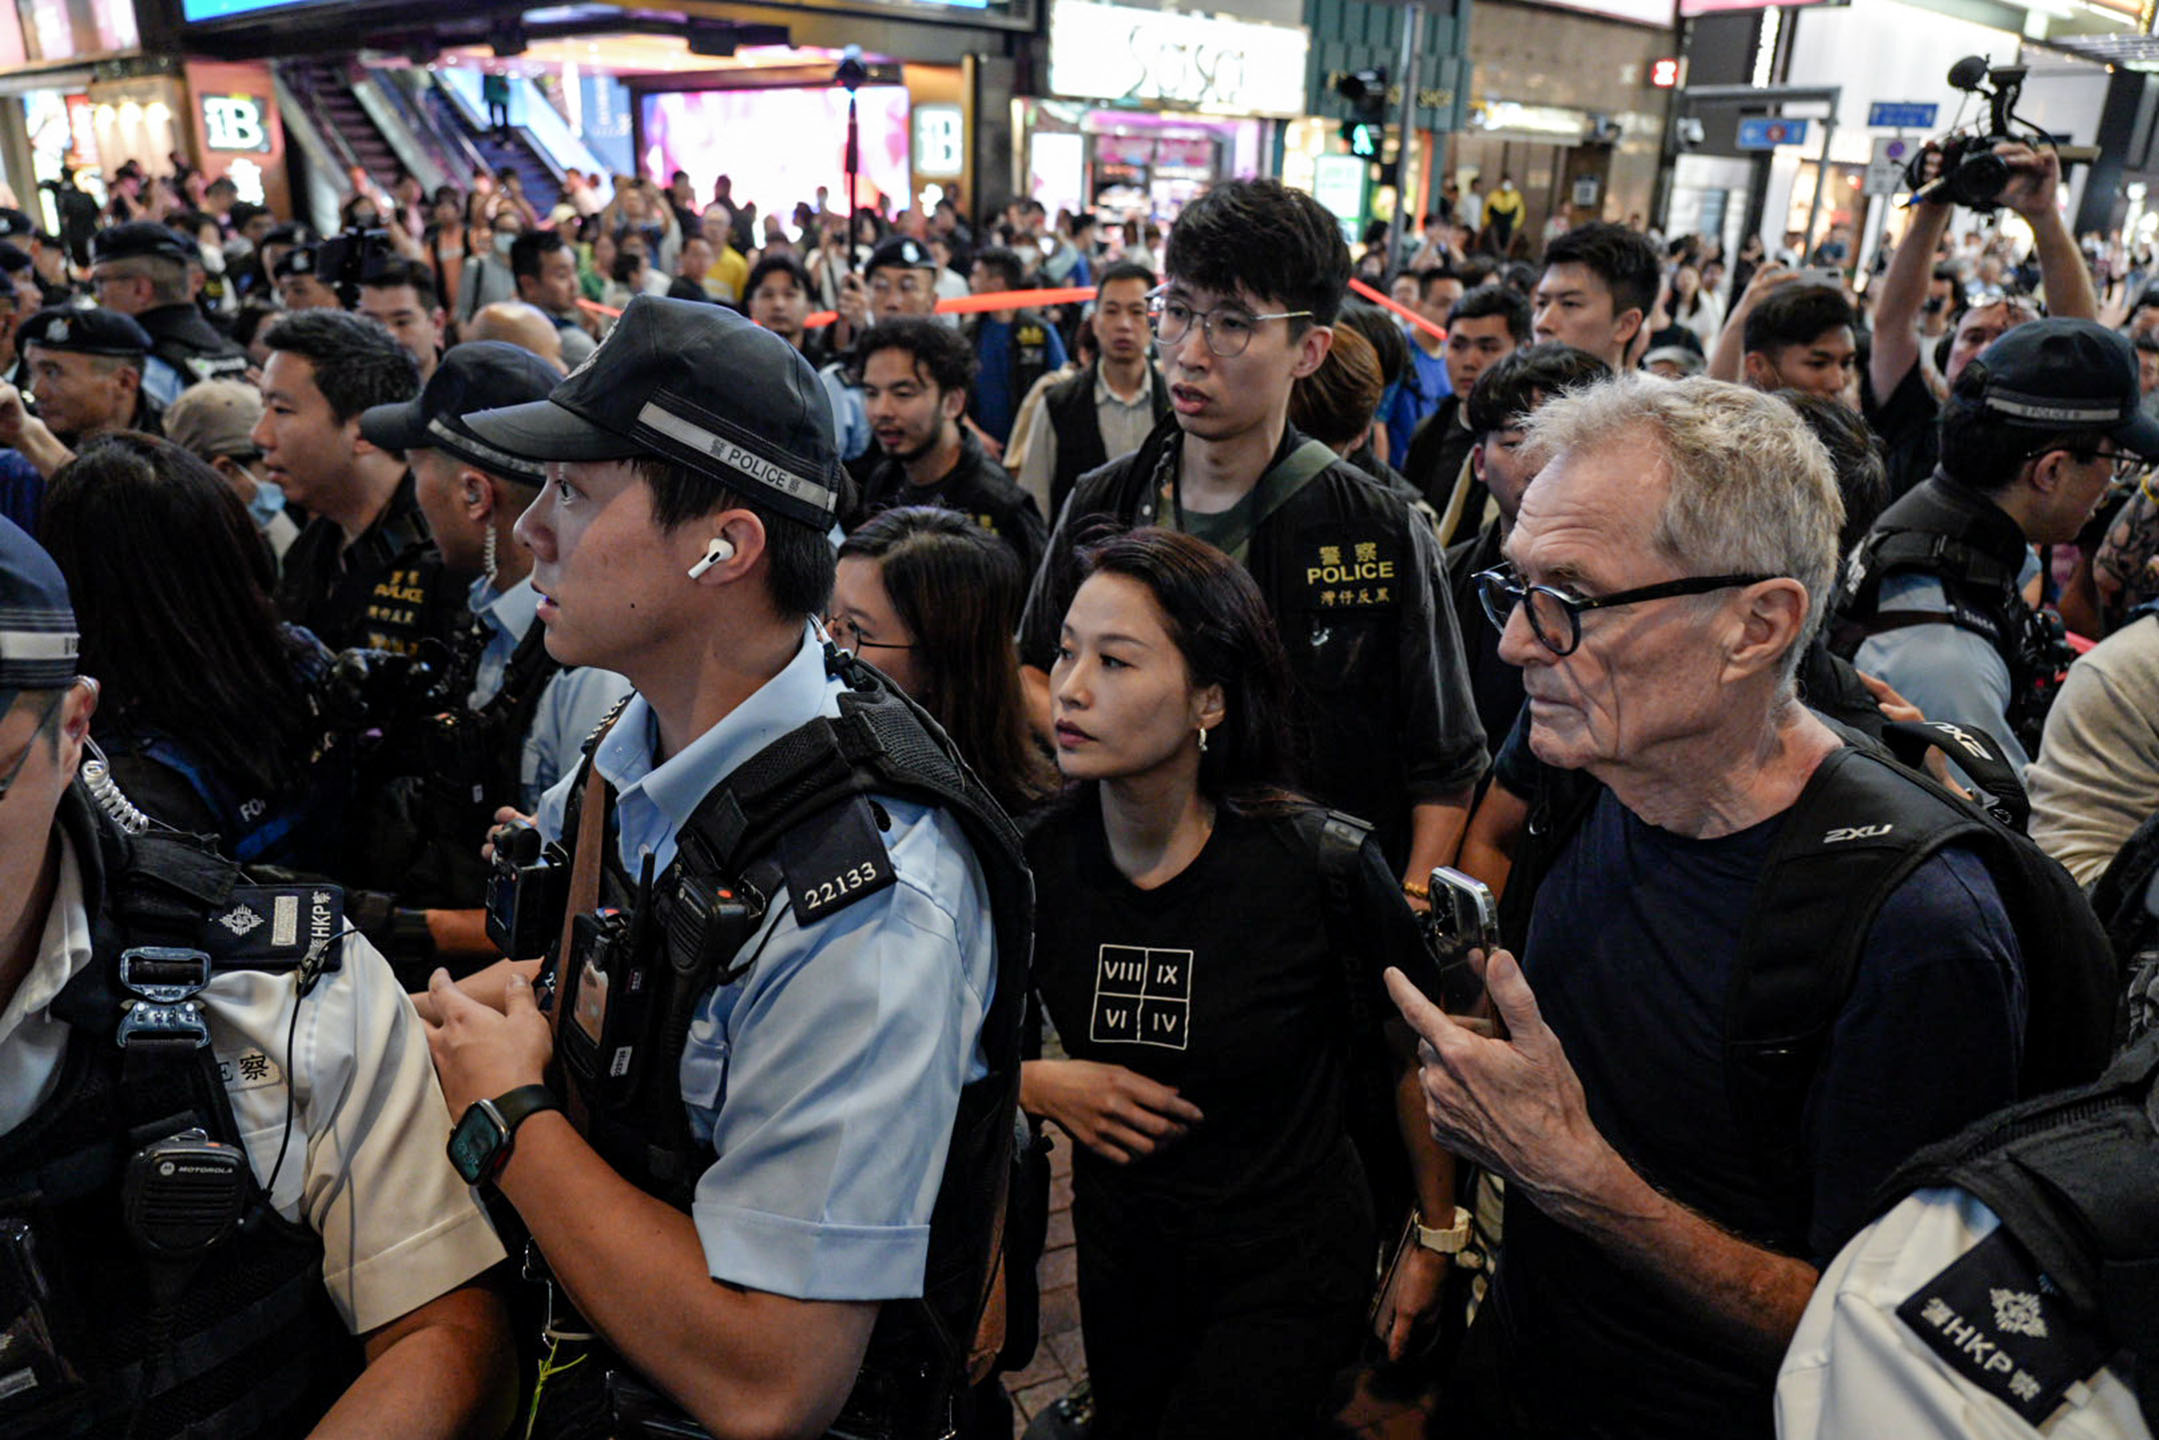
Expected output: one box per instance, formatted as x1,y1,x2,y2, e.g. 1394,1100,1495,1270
1473,566,1781,657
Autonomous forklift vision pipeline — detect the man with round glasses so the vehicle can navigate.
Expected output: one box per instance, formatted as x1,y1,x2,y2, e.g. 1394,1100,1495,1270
1388,373,2033,1438
1018,178,1487,894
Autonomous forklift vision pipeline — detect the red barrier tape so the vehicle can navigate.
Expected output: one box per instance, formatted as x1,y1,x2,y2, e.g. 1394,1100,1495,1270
1348,277,1447,343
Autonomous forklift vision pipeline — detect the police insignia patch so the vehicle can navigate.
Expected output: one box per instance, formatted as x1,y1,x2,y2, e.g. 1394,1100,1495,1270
217,903,265,937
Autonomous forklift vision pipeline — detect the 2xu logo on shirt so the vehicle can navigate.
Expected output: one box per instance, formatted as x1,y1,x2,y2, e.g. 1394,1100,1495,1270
1090,945,1192,1050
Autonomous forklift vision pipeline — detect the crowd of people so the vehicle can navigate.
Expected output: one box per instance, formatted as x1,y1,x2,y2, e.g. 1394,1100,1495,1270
0,129,2153,1440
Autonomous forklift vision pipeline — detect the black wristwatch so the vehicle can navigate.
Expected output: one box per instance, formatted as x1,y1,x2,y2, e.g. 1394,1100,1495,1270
447,1084,562,1186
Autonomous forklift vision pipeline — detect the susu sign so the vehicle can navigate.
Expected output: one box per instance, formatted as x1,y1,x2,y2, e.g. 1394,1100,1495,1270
1049,0,1309,117
201,94,272,153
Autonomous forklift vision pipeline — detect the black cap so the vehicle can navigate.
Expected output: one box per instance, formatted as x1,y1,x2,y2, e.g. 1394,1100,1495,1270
361,342,561,481
0,242,29,276
865,235,935,276
1959,317,2159,458
273,245,320,280
465,295,843,527
0,209,35,243
17,306,151,358
262,222,314,250
0,515,78,714
91,220,194,269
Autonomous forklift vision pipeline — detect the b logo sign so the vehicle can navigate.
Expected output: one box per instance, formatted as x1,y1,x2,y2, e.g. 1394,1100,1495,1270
202,95,271,154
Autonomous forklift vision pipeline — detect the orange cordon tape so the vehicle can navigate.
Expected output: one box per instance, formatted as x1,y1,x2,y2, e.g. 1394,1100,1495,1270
1348,277,1447,343
802,285,1101,329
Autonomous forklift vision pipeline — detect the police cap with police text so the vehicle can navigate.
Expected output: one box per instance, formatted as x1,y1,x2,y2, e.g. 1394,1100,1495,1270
91,221,195,269
1958,317,2159,459
464,295,844,527
0,515,78,715
17,307,151,359
865,235,936,277
361,342,560,482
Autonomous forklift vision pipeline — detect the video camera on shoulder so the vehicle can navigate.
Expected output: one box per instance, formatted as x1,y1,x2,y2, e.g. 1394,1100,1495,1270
486,819,568,960
1906,57,2099,211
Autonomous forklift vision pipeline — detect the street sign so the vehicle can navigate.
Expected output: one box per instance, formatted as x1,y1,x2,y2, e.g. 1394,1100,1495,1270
1865,135,1913,196
1868,101,1939,130
1737,117,1810,149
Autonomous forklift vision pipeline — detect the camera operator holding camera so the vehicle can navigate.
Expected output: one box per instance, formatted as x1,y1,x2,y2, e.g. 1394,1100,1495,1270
1867,84,2098,500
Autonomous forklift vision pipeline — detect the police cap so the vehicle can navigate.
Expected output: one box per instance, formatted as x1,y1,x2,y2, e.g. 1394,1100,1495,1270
91,221,195,269
465,295,843,527
361,342,559,482
0,209,36,243
272,245,321,281
1957,317,2159,460
865,235,936,277
17,306,152,359
0,515,78,714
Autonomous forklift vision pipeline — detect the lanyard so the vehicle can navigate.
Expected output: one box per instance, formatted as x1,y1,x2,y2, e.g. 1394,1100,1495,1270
1156,437,1337,567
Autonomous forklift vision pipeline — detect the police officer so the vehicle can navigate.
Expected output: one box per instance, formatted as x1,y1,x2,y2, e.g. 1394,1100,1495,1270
0,516,516,1438
352,342,631,943
1836,318,2159,773
87,220,252,406
274,244,343,313
421,296,1029,1440
0,307,161,478
824,234,946,466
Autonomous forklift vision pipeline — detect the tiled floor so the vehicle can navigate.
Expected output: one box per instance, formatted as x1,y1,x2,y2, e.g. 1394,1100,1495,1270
999,1132,1438,1438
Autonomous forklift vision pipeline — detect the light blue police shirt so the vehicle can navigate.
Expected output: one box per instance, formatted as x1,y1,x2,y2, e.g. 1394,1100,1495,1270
1851,570,2036,779
818,361,872,463
534,622,995,1302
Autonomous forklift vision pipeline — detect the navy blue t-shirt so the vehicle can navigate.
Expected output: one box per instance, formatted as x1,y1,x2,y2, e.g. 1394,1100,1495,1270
1482,785,2025,1438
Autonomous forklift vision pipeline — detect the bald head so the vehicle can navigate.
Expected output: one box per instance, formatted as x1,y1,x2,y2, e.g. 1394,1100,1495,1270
467,301,567,374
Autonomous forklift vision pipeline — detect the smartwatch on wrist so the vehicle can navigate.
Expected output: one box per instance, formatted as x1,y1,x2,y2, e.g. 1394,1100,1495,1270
447,1084,561,1186
1412,1208,1472,1256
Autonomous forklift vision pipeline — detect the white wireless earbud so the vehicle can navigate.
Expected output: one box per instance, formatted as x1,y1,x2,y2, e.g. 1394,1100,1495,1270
686,535,736,579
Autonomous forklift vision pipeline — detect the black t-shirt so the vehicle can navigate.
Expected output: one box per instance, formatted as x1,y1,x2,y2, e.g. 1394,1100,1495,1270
1027,794,1437,1221
1019,416,1488,868
1862,357,1939,501
1483,786,2025,1437
854,431,1048,582
1403,395,1483,536
275,472,458,657
1445,520,1521,753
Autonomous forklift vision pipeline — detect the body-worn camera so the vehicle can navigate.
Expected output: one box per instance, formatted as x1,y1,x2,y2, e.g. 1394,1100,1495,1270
485,820,568,960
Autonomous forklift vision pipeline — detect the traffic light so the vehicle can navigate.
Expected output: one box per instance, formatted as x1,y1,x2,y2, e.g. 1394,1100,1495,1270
1342,122,1382,158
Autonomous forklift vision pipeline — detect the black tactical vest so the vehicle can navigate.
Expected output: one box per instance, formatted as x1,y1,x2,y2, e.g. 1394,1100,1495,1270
0,788,358,1439
1831,472,2072,755
542,646,1032,1440
137,303,252,388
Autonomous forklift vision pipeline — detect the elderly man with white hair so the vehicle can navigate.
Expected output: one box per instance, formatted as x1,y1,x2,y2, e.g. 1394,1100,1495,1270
1389,374,2029,1439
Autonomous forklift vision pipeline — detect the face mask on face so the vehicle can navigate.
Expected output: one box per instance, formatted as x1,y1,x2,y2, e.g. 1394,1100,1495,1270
351,208,379,229
245,472,286,524
495,233,517,256
200,244,226,275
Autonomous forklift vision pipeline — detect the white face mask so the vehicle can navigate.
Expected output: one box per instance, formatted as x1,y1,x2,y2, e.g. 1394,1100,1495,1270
200,244,226,275
495,233,518,256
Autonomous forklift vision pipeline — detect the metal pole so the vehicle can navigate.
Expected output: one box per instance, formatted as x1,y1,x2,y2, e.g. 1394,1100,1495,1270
1802,115,1834,266
1394,2,1423,270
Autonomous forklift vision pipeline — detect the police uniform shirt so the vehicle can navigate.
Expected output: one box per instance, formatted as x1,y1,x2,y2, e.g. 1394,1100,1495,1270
470,573,636,811
0,831,505,1333
818,361,873,464
532,621,994,1301
276,471,457,656
1852,558,2044,782
1778,1187,2146,1438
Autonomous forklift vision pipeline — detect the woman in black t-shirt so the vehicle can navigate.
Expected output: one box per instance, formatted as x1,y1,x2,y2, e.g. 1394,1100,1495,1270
1024,528,1455,1438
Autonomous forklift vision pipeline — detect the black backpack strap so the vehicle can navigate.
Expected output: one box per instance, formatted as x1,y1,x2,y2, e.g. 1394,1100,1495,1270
1495,748,1604,954
1726,737,1992,1241
1880,718,2031,832
1309,807,1378,1046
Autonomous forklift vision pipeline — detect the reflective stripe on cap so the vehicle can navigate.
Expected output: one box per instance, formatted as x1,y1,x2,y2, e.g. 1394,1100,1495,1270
0,628,76,663
426,416,547,480
1983,388,2126,426
635,402,838,517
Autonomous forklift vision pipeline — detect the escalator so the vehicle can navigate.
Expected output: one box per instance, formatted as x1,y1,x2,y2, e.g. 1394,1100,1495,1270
278,58,404,194
426,71,563,215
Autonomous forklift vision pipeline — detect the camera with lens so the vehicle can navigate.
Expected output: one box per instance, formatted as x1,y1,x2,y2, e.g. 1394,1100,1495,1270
485,819,567,960
1905,57,2099,212
316,226,394,307
321,641,457,735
